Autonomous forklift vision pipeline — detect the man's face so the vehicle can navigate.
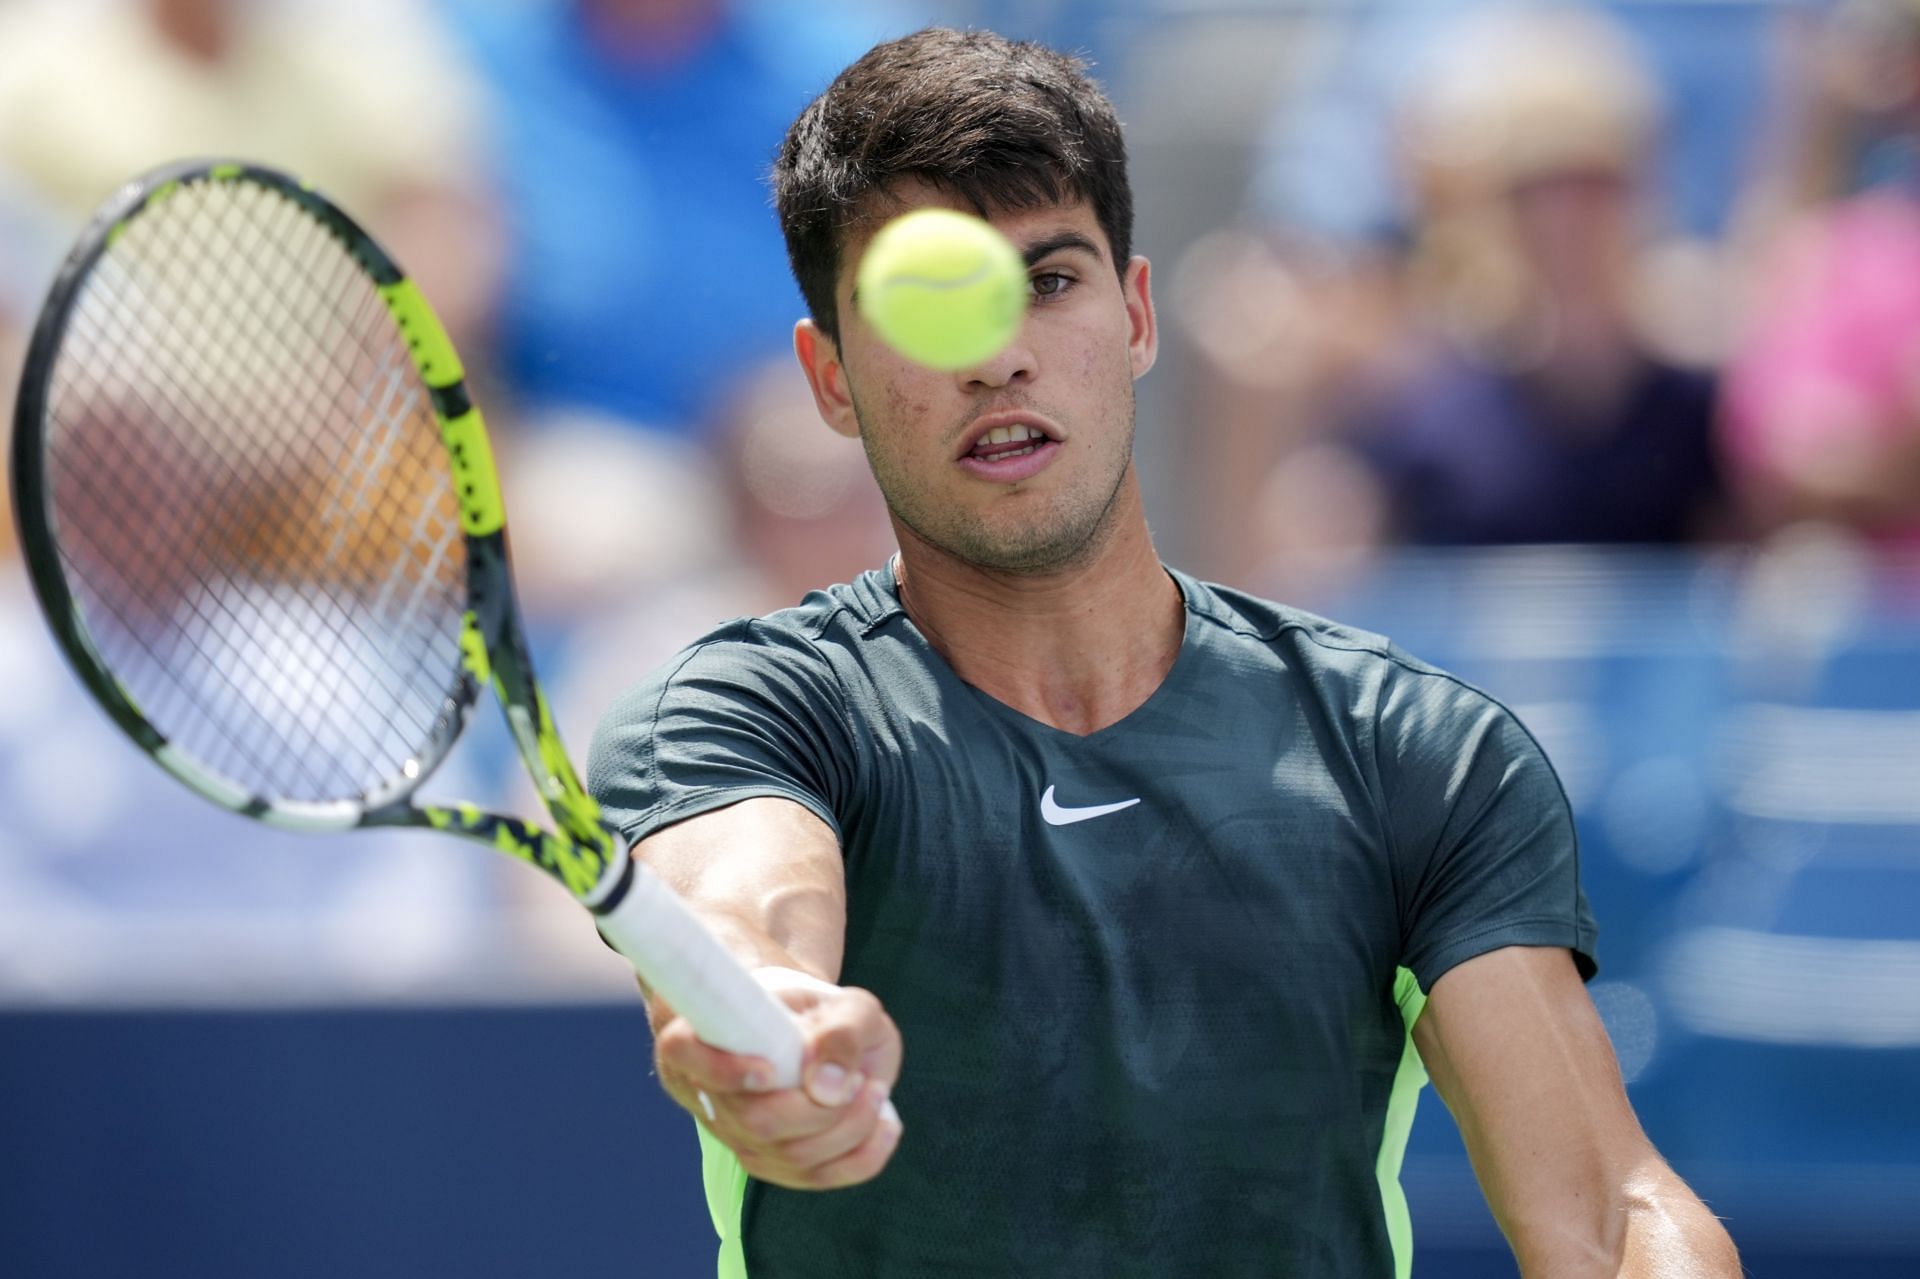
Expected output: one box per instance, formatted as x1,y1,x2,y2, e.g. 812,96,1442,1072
796,183,1157,575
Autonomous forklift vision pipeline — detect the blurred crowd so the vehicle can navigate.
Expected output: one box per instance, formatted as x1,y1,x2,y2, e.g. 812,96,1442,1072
1182,0,1920,593
2,0,1920,996
7,0,1920,630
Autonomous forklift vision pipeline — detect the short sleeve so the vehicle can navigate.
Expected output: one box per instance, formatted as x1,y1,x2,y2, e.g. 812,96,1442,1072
587,619,858,847
1377,658,1599,992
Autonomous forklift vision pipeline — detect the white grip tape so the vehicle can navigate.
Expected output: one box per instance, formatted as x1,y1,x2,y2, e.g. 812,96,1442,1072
595,862,804,1088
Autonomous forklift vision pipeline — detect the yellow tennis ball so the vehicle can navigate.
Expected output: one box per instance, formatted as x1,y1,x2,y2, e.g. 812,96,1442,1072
856,209,1027,370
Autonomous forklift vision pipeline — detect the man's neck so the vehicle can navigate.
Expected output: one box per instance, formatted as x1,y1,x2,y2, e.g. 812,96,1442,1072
892,486,1183,737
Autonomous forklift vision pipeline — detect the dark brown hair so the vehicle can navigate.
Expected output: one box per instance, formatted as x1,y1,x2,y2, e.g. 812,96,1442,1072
773,28,1133,342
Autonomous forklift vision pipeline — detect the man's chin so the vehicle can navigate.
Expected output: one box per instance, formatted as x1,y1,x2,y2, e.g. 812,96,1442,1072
890,472,1128,576
941,518,1111,576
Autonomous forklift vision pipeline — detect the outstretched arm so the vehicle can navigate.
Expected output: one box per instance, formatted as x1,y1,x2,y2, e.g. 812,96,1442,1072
1413,945,1740,1277
632,795,904,1191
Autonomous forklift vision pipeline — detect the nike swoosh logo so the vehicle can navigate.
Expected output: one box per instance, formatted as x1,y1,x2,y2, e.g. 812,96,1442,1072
1040,785,1141,826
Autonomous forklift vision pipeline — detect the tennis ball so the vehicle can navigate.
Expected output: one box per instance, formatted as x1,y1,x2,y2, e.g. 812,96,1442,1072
856,209,1027,370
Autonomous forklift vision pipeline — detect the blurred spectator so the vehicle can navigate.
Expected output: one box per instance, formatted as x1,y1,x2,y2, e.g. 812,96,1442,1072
1182,2,1757,585
1249,0,1777,244
1336,5,1727,547
0,0,503,356
1722,0,1920,540
441,0,912,442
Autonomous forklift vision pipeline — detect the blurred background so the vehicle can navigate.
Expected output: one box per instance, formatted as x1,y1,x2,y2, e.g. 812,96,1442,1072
2,0,1918,1274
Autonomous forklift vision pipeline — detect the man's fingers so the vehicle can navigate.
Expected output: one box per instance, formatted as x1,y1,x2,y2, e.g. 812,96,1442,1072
790,1090,905,1190
803,1058,866,1107
771,1079,894,1173
656,1017,780,1095
718,1082,860,1147
737,1092,903,1192
650,978,906,1191
798,986,899,1104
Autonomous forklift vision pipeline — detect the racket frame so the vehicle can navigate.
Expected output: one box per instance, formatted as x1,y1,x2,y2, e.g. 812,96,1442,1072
10,159,631,912
14,161,807,1083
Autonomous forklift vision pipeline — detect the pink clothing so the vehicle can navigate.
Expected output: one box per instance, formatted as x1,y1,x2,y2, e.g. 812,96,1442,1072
1723,193,1920,539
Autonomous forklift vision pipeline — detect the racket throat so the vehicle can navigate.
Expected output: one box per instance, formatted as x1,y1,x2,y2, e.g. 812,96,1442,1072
584,845,639,916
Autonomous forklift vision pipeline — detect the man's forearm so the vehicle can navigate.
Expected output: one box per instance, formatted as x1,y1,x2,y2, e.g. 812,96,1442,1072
630,795,850,988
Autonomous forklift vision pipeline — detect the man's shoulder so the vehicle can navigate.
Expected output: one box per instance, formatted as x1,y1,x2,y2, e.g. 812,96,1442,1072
757,569,902,640
1177,570,1489,710
634,569,899,692
1180,570,1401,671
591,573,896,770
678,569,898,657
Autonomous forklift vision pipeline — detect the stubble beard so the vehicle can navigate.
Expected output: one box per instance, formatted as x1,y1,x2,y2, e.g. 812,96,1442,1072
852,385,1137,576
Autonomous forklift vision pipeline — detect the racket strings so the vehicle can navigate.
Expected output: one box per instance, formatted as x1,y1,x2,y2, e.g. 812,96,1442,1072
53,271,405,798
82,188,460,791
174,181,466,784
41,177,469,806
56,213,411,794
45,372,325,782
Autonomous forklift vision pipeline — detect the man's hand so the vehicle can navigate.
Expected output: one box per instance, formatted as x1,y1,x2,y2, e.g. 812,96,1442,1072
628,798,893,1188
651,966,905,1191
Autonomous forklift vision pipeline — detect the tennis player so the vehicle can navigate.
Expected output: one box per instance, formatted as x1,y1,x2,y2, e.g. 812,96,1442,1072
588,28,1740,1277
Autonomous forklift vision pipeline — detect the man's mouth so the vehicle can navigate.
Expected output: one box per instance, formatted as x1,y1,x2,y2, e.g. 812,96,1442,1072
955,414,1064,483
967,421,1054,461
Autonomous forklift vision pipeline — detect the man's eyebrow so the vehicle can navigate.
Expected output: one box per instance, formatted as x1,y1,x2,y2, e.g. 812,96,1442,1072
1020,231,1103,267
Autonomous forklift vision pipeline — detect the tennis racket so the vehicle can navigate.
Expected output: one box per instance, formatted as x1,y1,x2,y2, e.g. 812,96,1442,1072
8,159,803,1085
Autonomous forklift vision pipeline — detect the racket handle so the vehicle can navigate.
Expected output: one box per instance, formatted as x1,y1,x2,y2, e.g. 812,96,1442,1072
595,860,805,1088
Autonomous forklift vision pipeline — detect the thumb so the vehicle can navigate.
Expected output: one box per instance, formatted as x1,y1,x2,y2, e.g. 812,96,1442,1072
753,964,843,1014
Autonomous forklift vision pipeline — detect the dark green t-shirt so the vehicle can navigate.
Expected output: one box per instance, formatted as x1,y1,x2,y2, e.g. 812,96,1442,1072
588,565,1597,1278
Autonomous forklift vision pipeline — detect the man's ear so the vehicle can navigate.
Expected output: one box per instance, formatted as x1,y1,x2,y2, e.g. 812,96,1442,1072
795,319,860,440
1123,256,1158,380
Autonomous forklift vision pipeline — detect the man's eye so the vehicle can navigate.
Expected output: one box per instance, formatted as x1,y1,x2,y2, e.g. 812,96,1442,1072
1029,271,1073,300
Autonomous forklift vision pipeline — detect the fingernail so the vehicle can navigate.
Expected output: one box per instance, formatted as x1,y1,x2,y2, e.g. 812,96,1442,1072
809,1063,859,1105
879,1098,901,1128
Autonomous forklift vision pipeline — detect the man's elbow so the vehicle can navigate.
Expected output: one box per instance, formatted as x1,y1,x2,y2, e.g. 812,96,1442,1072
1511,1165,1741,1278
1611,1170,1741,1279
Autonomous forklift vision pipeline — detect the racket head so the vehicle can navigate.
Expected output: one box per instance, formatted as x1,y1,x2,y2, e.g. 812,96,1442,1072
9,159,483,830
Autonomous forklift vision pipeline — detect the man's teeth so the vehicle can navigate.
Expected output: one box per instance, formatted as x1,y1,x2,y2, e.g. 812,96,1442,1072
984,423,1040,445
974,423,1047,457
